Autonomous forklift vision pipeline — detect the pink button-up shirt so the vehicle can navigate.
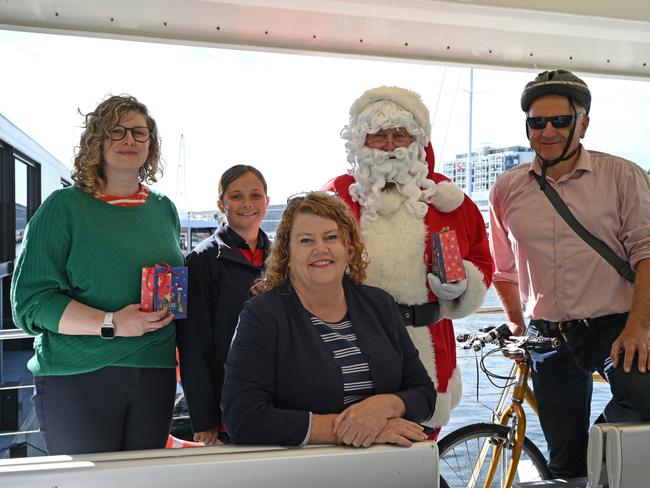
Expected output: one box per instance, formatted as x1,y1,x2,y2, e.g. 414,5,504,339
489,149,650,322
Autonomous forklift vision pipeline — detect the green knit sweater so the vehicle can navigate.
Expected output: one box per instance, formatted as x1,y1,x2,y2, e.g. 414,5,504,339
11,186,184,376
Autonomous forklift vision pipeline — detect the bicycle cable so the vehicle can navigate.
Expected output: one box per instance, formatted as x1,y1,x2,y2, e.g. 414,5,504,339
472,347,516,414
480,347,518,388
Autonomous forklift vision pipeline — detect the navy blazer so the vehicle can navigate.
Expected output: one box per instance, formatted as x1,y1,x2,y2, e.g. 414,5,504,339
221,279,437,446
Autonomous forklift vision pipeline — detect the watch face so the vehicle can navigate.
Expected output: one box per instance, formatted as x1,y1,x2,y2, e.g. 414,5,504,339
101,326,115,339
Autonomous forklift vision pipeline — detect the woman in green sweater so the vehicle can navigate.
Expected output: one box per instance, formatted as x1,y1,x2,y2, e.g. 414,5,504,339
10,95,183,455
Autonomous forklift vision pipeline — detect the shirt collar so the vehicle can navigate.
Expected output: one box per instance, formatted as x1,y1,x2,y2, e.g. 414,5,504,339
225,225,264,249
528,145,592,181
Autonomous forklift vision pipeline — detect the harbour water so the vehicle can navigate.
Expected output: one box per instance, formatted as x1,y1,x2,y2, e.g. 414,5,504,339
444,286,611,455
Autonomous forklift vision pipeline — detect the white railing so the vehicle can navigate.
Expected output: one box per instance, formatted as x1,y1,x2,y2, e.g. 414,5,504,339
0,329,29,341
0,442,440,487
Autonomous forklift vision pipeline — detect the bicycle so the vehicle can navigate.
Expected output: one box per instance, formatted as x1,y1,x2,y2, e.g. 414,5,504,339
438,324,559,488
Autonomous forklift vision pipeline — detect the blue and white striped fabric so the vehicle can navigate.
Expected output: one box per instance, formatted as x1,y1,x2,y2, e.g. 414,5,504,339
310,315,375,406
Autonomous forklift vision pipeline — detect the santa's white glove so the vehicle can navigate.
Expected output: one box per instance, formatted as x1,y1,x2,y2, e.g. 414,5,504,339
427,273,468,301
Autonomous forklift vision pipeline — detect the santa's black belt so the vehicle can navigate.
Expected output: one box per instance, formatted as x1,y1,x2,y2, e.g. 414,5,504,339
397,303,441,327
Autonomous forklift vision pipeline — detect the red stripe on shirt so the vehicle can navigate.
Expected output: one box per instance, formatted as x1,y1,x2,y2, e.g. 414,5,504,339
98,185,150,207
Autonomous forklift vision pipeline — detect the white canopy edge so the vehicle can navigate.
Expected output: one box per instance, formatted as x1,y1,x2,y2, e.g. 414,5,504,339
0,0,649,78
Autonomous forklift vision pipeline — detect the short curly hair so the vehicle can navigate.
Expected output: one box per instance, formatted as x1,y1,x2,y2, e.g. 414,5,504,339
252,191,367,295
72,94,162,196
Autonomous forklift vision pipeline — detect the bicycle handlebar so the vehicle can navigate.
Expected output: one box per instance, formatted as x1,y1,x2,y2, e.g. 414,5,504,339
457,324,561,351
457,323,510,351
522,336,561,349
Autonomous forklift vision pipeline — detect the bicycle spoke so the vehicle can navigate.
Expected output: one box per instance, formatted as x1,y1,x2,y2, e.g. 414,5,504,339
439,424,550,488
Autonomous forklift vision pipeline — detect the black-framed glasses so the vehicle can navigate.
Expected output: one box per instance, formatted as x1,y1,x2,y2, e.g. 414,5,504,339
365,128,414,146
108,125,151,142
286,190,337,204
526,113,585,130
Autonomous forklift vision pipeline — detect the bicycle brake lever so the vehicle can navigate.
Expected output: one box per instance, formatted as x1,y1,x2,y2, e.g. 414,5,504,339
505,345,525,356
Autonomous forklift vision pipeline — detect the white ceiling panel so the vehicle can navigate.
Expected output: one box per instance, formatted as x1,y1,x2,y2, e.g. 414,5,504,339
0,0,649,78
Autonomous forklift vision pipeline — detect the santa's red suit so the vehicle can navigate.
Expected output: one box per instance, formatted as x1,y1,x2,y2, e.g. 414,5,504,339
325,145,494,428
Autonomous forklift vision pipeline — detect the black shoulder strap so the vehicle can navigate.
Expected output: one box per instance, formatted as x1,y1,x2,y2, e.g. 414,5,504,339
532,172,635,283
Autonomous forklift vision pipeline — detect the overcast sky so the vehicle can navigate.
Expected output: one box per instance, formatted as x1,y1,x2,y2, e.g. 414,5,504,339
1,29,649,210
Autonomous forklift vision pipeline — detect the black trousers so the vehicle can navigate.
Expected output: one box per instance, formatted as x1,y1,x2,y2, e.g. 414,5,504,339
529,314,650,478
33,366,176,455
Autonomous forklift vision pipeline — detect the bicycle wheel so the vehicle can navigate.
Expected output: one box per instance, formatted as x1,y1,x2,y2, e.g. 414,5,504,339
438,423,552,488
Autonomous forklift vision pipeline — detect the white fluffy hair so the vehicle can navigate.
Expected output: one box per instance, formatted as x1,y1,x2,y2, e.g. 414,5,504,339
342,99,430,164
341,100,436,221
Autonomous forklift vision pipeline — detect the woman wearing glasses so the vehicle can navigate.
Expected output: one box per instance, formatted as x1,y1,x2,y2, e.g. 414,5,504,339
11,95,183,455
221,192,435,447
177,164,271,445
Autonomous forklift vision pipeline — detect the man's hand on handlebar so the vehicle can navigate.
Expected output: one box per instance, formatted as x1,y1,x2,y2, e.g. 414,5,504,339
503,321,527,362
507,320,526,337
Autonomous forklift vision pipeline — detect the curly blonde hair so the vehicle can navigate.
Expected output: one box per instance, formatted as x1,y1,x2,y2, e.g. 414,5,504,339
72,95,162,196
252,191,367,295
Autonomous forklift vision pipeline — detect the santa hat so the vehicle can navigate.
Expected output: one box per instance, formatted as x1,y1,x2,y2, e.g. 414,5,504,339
350,86,432,140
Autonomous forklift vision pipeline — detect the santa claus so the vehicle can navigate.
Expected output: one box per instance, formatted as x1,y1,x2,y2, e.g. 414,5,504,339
324,86,494,429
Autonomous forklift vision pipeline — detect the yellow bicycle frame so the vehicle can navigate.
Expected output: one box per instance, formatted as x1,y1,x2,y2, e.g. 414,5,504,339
465,350,603,488
481,363,537,488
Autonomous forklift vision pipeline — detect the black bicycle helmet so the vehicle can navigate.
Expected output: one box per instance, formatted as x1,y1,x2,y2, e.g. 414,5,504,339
521,70,591,189
521,70,591,114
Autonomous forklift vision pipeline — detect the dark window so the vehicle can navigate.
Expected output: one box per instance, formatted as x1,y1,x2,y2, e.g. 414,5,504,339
14,159,28,257
0,144,44,456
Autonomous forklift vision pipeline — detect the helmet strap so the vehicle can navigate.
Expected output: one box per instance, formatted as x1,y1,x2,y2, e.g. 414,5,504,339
533,98,582,190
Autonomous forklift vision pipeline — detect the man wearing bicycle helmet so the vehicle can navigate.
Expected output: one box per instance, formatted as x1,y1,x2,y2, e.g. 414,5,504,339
489,69,650,478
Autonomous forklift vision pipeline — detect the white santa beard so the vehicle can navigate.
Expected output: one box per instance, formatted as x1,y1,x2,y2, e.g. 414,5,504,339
349,144,431,221
375,188,405,216
361,202,429,305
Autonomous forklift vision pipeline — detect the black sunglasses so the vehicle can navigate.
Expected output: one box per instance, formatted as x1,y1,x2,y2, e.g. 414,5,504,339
526,114,584,130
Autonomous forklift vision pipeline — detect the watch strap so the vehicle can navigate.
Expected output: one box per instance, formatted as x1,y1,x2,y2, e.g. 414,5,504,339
103,312,114,326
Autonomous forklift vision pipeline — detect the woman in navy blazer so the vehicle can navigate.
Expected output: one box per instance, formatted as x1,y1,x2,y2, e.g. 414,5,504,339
221,191,436,447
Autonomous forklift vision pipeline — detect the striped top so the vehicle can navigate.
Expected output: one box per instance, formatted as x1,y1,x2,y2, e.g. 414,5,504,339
310,315,375,406
98,184,150,206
